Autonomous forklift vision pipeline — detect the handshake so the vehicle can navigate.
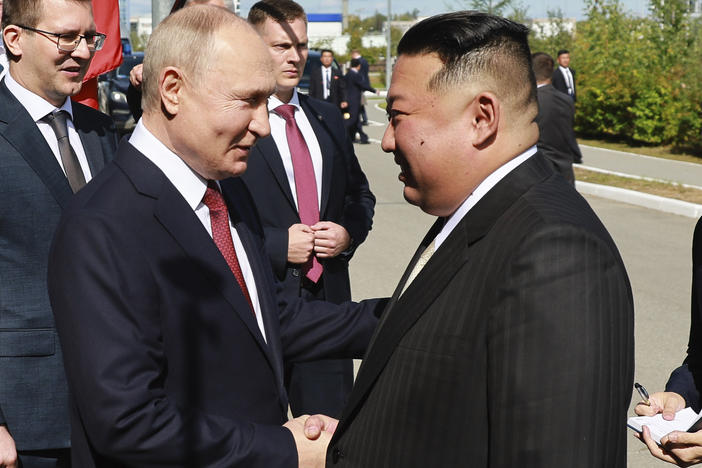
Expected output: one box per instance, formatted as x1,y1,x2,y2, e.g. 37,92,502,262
284,414,339,467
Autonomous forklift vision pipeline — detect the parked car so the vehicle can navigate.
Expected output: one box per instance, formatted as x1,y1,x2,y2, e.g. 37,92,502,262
298,48,342,93
98,52,143,134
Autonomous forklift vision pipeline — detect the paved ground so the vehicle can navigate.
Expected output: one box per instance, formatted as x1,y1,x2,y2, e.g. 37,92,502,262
346,99,699,467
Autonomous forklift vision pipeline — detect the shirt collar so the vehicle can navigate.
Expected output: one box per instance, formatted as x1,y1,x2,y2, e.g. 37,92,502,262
128,119,208,210
268,89,301,113
5,71,73,122
434,145,538,250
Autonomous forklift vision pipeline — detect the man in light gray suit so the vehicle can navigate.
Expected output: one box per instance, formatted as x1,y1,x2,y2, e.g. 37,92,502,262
0,0,116,466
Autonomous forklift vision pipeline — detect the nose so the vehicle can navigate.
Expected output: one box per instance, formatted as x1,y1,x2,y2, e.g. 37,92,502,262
70,36,93,60
250,102,271,139
381,122,395,153
287,46,301,64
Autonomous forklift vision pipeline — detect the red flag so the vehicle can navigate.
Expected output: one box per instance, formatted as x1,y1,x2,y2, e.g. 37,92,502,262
73,0,123,108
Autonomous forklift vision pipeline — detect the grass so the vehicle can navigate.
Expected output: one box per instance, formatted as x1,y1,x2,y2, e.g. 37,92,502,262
575,167,702,204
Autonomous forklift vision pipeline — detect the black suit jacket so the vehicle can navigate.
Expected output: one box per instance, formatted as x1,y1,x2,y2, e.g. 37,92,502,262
240,94,374,304
0,80,116,451
344,71,375,125
536,84,583,183
552,66,576,101
666,216,702,410
327,154,635,467
309,66,347,109
48,141,382,467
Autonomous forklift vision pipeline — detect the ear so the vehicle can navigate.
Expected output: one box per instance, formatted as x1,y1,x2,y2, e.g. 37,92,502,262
159,66,184,116
468,91,500,149
3,25,23,59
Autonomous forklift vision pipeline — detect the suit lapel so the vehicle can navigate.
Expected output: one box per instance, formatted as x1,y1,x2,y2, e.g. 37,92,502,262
337,153,556,432
252,137,297,212
300,96,334,216
115,144,274,366
0,82,73,208
72,103,108,176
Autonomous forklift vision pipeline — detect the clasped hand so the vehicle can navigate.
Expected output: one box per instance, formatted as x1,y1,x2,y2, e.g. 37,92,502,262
634,391,702,466
287,223,351,264
284,414,339,468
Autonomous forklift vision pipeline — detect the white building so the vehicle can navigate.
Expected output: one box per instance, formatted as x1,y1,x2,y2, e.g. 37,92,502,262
530,17,577,38
131,15,152,38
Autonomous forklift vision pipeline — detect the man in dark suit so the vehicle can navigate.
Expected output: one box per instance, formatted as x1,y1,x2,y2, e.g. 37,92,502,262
321,12,634,467
350,50,370,125
552,48,576,101
0,1,117,466
48,7,380,467
245,0,376,419
309,49,347,111
344,58,376,144
533,52,582,184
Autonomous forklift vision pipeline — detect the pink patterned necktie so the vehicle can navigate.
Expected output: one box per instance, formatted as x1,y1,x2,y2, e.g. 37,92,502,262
202,181,255,312
274,104,323,283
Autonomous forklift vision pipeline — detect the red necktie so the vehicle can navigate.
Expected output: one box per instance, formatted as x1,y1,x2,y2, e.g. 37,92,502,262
274,104,323,283
202,181,254,311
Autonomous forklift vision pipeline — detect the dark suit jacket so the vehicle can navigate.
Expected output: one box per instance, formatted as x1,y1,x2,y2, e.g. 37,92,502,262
48,141,382,467
327,154,635,467
357,57,370,87
552,66,576,101
0,80,116,451
309,66,347,109
666,216,702,410
344,71,375,127
240,94,375,304
536,84,583,183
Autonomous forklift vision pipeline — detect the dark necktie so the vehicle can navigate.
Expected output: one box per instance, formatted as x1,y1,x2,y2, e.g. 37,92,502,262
274,104,323,282
202,181,255,311
0,63,4,74
43,110,86,193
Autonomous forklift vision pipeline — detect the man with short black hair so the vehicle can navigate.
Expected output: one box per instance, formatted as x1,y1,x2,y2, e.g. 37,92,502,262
324,12,634,467
344,58,376,144
0,0,117,466
532,51,582,184
309,48,347,111
552,48,576,101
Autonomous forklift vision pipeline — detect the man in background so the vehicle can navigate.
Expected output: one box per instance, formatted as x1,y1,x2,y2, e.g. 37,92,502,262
552,48,576,101
0,1,7,79
244,0,375,418
350,49,370,125
0,0,117,466
48,6,380,467
533,52,582,184
309,48,347,112
325,12,634,467
344,58,376,144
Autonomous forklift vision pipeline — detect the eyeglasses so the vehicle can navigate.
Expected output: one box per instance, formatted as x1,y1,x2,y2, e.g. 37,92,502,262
16,24,106,52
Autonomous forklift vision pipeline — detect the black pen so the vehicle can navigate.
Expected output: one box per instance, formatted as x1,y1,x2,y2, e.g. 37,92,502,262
635,382,650,406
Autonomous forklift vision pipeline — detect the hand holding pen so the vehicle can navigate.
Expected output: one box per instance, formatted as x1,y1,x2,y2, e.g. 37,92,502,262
633,383,685,421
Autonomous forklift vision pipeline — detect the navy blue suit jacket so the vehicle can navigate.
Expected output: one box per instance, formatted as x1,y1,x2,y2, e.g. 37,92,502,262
309,66,347,109
48,141,382,467
344,71,375,126
0,80,116,451
240,94,375,304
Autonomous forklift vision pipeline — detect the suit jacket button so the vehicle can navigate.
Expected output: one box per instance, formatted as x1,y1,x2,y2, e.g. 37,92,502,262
332,447,343,463
292,268,300,278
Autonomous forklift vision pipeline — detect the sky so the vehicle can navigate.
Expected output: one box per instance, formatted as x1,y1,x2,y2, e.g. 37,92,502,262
129,0,650,21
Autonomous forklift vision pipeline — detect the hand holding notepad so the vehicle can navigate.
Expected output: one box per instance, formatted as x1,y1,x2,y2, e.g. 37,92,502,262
628,407,702,444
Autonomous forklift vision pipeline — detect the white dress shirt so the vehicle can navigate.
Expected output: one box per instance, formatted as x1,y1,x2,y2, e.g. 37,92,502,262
129,120,267,341
5,71,92,182
322,65,332,99
268,90,324,209
434,146,537,250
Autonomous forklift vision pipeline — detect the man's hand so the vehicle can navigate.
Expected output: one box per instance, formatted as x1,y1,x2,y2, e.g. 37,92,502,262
284,415,332,468
302,414,339,440
288,224,315,264
311,222,350,258
340,101,348,109
637,425,702,466
635,391,686,420
0,426,17,468
129,63,144,89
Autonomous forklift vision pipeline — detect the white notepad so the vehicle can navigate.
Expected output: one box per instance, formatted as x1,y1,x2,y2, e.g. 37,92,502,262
628,407,702,444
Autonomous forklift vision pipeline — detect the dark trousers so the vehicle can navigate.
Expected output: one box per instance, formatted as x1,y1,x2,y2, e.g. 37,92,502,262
285,277,354,418
18,449,70,468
